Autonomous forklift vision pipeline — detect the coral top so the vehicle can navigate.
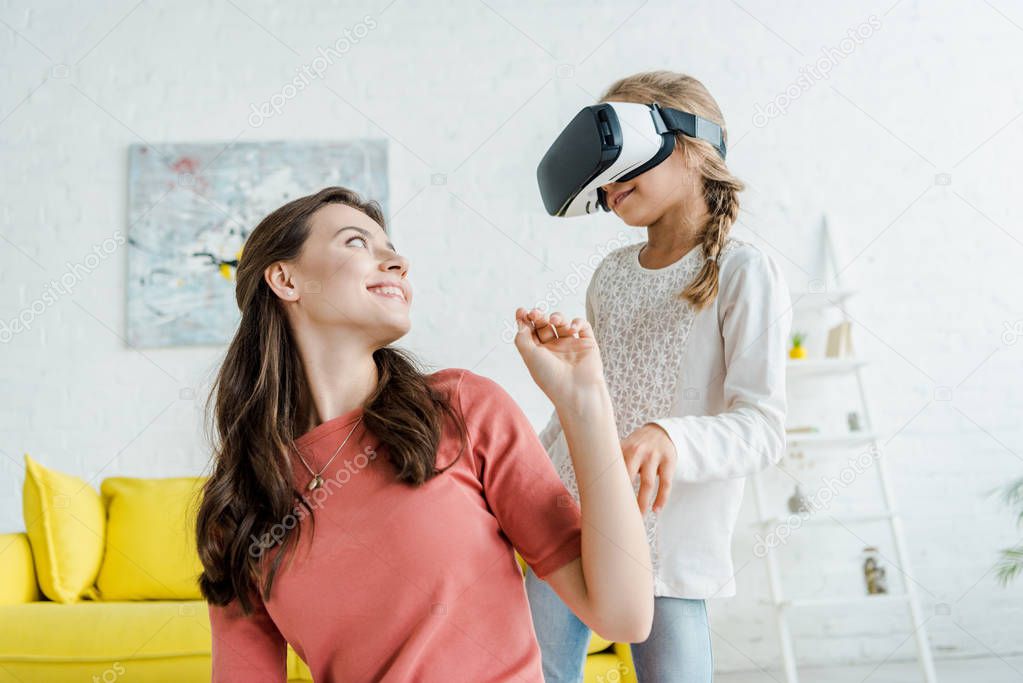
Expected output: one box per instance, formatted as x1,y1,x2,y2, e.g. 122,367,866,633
208,368,584,682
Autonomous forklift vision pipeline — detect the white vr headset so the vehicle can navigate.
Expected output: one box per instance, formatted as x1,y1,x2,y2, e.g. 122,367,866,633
536,101,727,217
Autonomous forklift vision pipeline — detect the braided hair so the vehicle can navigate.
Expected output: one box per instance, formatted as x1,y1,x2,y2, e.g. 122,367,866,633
600,70,745,311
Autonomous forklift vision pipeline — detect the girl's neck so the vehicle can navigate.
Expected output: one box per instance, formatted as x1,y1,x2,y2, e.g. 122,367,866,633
642,200,710,269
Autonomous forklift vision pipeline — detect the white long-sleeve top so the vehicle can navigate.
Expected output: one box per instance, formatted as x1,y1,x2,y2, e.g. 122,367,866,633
539,237,791,599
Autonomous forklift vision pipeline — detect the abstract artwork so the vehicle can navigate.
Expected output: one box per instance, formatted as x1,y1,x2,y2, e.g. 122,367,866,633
126,139,388,348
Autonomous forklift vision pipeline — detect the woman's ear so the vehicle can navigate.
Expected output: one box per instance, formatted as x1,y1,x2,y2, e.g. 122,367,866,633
264,262,298,301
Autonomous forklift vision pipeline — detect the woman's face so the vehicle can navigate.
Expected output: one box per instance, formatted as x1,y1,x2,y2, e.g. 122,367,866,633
271,203,412,347
599,141,703,227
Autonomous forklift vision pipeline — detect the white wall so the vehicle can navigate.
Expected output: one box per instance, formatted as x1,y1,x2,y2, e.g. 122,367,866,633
2,0,1021,673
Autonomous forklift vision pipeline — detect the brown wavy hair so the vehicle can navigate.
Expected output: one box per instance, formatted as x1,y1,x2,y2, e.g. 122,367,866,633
600,70,744,310
196,186,467,615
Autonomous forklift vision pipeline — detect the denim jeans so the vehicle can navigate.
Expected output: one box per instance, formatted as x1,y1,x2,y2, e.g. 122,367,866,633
524,566,713,683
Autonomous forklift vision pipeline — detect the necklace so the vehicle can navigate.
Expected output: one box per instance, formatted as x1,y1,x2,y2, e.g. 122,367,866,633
296,415,364,491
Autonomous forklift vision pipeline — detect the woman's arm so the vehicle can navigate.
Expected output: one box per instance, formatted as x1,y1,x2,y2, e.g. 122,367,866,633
208,585,288,683
537,265,601,456
514,308,653,643
535,257,608,457
537,409,562,452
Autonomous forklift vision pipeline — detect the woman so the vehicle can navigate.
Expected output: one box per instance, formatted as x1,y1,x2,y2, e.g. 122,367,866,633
195,186,653,682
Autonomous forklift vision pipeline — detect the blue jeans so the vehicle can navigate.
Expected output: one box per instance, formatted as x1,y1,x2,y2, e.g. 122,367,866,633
524,566,713,683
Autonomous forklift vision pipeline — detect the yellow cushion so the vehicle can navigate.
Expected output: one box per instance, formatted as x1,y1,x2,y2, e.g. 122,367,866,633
21,454,104,603
0,533,42,604
584,650,635,683
515,550,528,575
588,633,613,654
288,645,313,681
96,476,206,600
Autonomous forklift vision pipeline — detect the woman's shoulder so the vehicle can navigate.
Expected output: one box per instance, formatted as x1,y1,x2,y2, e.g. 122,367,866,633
426,368,527,446
427,366,468,387
424,367,466,406
426,367,508,407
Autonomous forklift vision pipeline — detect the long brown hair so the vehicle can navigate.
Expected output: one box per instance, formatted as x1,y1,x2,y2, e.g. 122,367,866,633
196,186,466,615
601,70,744,310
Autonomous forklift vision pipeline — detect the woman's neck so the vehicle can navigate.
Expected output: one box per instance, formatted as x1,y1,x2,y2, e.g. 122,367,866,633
295,331,379,430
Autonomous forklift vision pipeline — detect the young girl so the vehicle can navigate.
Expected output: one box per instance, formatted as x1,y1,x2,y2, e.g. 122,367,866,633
195,187,654,682
525,71,792,682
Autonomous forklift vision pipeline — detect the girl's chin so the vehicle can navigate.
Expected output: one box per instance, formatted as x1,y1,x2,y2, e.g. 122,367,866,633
616,210,647,227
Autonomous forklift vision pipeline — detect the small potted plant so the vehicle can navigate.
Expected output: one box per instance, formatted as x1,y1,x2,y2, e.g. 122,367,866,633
789,332,807,359
995,477,1023,585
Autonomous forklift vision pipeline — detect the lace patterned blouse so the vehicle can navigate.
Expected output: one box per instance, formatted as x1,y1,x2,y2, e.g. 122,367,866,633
539,237,791,598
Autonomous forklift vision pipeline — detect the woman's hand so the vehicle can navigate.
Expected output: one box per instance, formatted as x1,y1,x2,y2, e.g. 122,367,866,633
622,423,677,514
515,306,654,641
513,307,605,408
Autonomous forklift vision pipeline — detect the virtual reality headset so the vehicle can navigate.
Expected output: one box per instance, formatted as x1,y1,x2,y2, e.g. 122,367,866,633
536,101,727,217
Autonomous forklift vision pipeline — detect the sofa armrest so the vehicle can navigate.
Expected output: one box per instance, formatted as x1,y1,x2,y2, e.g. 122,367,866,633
0,532,43,603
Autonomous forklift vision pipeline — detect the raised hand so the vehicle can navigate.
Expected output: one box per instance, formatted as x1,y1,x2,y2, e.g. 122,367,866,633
512,307,605,408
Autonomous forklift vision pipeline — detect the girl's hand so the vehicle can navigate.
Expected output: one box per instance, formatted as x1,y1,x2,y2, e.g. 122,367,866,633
513,307,605,407
622,424,677,514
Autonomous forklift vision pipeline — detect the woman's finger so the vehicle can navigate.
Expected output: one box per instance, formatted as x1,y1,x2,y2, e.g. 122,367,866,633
529,309,559,343
511,310,536,347
514,309,540,350
574,317,595,338
548,311,576,338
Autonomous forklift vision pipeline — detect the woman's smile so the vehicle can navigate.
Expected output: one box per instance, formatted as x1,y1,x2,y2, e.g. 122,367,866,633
366,281,410,304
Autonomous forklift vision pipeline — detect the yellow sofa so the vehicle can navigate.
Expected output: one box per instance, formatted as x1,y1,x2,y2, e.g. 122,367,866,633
0,530,636,681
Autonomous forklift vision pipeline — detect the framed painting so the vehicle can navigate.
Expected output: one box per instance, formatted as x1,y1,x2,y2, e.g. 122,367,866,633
126,139,388,348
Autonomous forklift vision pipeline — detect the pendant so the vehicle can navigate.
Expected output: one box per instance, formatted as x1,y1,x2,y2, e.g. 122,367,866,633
307,475,324,491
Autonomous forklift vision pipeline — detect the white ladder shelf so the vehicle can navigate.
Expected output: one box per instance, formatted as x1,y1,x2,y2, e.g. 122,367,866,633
749,216,938,683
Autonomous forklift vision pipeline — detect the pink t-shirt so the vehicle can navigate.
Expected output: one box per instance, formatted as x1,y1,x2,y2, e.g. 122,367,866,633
208,368,583,682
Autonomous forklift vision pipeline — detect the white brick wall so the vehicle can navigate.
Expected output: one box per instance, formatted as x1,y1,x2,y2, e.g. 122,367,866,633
2,0,1021,672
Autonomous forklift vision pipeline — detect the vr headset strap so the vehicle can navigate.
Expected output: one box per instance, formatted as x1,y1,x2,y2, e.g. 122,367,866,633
653,103,727,159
